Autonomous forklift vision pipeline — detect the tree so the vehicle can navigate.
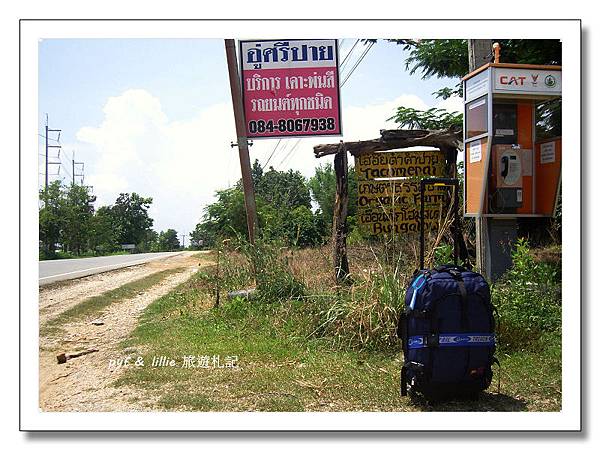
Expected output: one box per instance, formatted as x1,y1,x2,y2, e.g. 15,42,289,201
255,165,312,210
388,107,462,130
61,184,96,255
88,205,119,254
289,205,325,246
39,181,66,257
202,187,249,242
189,224,207,249
308,163,357,231
383,38,561,98
195,161,330,247
382,39,561,136
110,192,154,246
157,229,180,251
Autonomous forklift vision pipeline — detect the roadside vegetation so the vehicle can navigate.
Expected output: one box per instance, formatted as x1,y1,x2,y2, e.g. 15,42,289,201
39,182,185,260
116,235,561,412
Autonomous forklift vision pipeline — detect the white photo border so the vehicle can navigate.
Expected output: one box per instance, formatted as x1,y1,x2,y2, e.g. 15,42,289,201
20,18,581,432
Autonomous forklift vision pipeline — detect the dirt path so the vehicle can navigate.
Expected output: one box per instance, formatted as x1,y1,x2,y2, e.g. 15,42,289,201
39,251,213,412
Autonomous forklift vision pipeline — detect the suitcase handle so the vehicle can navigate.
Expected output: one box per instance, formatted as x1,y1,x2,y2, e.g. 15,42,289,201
419,178,460,270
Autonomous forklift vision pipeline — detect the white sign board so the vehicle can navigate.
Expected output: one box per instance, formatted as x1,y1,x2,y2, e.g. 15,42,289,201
469,139,482,163
465,70,489,102
121,244,135,250
492,67,561,95
540,141,556,164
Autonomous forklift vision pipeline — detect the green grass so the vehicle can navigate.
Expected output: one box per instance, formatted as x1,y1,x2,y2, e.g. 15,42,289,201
41,268,185,336
115,270,562,412
39,250,132,261
190,250,212,259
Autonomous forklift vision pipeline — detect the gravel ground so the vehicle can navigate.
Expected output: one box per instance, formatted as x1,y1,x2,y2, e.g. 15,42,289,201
38,251,212,412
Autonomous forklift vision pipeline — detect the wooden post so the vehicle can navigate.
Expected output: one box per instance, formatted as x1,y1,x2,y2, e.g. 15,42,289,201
332,147,350,283
441,145,470,265
214,247,220,308
224,39,259,244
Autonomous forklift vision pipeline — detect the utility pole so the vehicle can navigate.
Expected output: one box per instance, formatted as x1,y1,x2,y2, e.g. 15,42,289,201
180,233,186,249
44,117,62,191
224,39,259,244
72,151,84,186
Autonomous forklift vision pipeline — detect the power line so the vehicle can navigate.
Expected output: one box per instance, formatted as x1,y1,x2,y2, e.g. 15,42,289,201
38,133,60,142
59,149,72,180
341,40,374,87
276,138,302,170
279,41,373,171
339,38,360,72
262,39,360,169
274,139,293,165
42,115,62,191
263,138,282,168
261,39,373,173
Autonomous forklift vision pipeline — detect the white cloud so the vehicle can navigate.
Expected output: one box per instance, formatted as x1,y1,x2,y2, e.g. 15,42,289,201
252,94,430,177
74,89,441,234
435,95,463,114
75,89,239,233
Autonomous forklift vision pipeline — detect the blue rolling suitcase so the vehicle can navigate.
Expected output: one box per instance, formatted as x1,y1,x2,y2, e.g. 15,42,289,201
398,178,497,401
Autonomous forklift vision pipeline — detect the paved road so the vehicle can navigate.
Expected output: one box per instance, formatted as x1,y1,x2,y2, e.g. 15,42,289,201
39,252,184,286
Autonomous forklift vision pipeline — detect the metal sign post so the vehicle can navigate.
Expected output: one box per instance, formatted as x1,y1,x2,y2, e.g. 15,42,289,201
224,39,259,244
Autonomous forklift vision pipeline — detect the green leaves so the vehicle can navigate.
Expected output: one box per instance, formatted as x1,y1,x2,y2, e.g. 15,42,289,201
493,238,561,351
39,182,159,258
400,39,469,79
307,162,357,232
195,161,331,248
388,106,463,130
111,192,154,246
39,181,95,257
157,229,180,251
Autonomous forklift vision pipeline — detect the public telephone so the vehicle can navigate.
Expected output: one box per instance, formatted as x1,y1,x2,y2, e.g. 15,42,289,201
461,46,562,281
462,59,561,217
490,144,523,212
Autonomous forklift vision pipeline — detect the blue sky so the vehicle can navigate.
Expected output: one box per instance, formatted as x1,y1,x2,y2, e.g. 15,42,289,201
38,38,462,236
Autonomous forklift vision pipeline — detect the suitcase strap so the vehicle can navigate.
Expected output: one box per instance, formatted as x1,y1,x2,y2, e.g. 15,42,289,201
408,333,496,349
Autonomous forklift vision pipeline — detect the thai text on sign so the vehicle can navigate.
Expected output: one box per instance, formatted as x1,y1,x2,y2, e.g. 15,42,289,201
240,39,341,138
355,150,445,180
355,150,447,236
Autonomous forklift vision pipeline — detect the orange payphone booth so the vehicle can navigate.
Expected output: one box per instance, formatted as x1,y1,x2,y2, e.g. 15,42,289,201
463,61,561,218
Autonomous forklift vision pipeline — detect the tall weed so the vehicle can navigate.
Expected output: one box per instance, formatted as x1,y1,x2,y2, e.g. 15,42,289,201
493,238,561,351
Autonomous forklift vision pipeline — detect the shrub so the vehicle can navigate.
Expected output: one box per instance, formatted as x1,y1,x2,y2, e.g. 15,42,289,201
493,238,561,351
433,242,454,266
211,238,306,304
242,239,306,302
312,246,408,351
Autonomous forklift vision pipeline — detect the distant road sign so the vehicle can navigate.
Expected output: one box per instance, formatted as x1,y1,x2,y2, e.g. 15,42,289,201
121,244,135,250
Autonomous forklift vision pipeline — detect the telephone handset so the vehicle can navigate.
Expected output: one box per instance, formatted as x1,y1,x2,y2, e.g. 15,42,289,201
501,156,509,178
497,148,522,187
